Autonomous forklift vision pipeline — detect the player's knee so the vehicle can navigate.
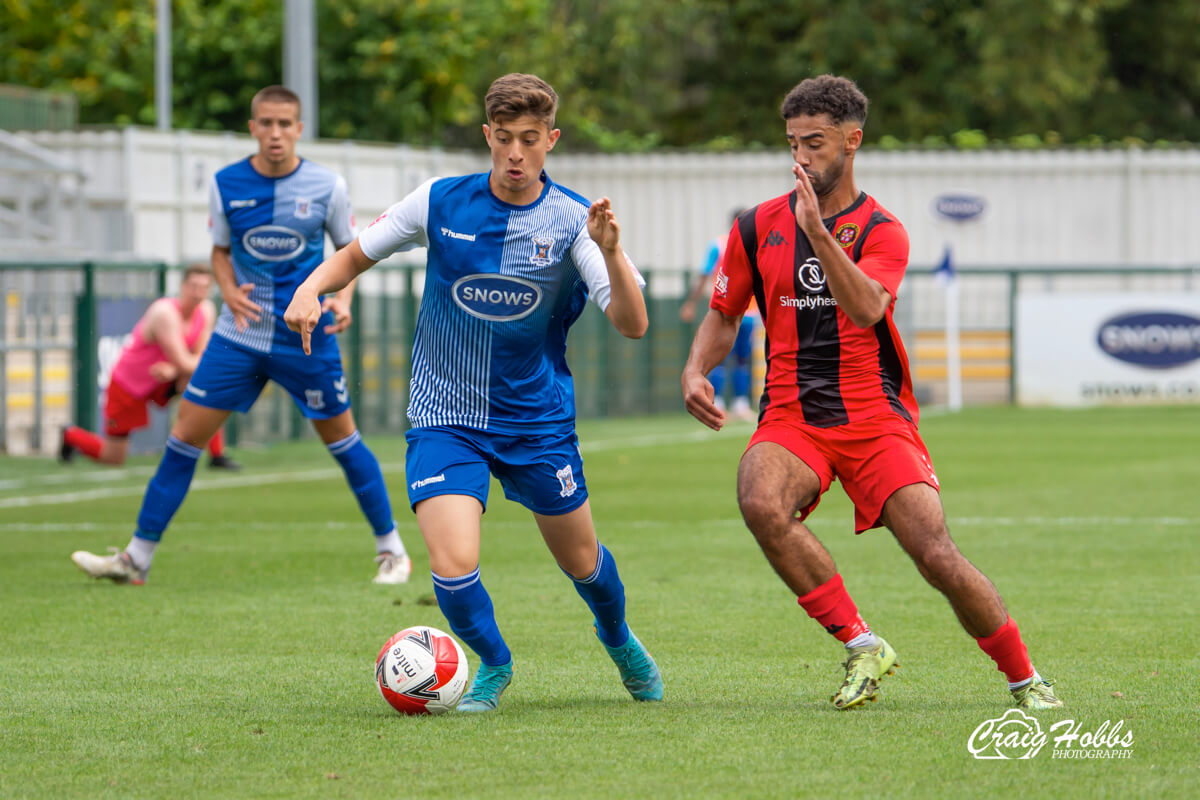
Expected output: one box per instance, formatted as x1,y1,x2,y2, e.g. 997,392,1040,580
737,492,792,540
913,539,965,590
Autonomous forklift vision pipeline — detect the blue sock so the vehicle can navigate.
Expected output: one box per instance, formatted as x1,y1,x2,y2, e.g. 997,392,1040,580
327,431,395,537
135,436,202,542
432,568,511,667
569,544,630,648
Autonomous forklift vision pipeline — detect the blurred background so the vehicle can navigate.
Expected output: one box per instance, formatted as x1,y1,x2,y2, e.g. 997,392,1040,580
1,0,1198,455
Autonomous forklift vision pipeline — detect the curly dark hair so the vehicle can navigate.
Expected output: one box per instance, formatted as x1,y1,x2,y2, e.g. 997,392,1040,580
779,75,868,125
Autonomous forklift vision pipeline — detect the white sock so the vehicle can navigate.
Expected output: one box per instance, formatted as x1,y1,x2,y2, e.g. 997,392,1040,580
1008,669,1041,691
845,630,880,650
125,537,158,570
375,527,405,557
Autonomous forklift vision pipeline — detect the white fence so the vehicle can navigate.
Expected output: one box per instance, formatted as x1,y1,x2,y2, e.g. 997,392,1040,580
15,127,1200,274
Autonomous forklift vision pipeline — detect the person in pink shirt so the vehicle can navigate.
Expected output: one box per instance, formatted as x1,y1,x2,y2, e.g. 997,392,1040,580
60,264,239,469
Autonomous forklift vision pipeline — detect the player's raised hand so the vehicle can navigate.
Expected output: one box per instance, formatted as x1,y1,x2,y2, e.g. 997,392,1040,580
283,287,322,355
792,164,824,238
587,197,621,252
223,283,263,333
681,368,726,431
321,295,353,335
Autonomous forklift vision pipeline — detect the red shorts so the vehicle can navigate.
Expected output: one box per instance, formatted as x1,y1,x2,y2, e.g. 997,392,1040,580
103,380,175,437
747,410,940,533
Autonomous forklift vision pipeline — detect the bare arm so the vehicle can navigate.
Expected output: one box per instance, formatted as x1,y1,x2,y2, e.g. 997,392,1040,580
588,197,648,339
283,239,377,354
678,271,713,323
144,300,202,377
212,245,262,332
681,307,741,430
792,166,891,327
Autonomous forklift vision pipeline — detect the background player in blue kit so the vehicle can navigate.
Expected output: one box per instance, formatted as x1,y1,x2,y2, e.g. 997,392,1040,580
284,73,662,712
679,208,757,421
70,85,412,586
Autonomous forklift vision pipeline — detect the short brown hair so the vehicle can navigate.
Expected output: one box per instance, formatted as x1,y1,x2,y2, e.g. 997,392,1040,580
780,75,868,126
485,74,558,129
250,85,301,119
183,263,212,281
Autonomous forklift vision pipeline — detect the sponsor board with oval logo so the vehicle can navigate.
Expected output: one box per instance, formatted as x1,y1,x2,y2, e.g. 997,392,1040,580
243,225,306,261
932,193,986,222
451,274,543,322
1096,311,1200,369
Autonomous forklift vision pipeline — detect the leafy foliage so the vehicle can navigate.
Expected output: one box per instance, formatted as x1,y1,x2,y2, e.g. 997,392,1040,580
1,0,1196,147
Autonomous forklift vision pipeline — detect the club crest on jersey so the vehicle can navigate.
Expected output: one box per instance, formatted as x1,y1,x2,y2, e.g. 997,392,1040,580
530,235,555,267
555,464,578,498
834,222,859,247
243,225,306,261
295,198,312,219
451,274,543,322
798,257,827,293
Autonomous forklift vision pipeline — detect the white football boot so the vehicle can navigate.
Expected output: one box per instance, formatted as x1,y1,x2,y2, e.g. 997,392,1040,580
373,552,413,584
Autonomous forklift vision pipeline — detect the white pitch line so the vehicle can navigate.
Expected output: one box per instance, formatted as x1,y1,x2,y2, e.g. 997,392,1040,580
0,466,156,490
0,427,726,510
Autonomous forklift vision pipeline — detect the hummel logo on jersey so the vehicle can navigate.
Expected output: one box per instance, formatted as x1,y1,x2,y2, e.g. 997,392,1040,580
441,227,477,242
764,230,787,247
229,199,258,209
334,376,349,404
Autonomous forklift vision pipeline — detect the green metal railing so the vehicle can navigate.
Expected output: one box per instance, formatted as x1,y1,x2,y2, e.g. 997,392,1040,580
0,84,78,132
0,260,703,453
11,258,1191,454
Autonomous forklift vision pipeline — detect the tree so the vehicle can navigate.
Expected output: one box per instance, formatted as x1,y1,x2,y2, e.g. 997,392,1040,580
1,0,1195,147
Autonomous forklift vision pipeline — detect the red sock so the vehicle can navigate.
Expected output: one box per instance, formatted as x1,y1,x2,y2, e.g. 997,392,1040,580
64,426,104,460
796,574,871,644
976,617,1035,683
207,427,225,458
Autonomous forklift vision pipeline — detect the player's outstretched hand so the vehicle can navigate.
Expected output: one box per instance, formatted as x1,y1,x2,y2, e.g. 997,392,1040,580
587,197,621,252
682,369,726,431
283,287,322,355
224,283,263,333
322,295,353,335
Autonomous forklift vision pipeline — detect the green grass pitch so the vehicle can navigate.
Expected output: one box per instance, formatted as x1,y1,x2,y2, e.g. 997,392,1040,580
0,406,1196,798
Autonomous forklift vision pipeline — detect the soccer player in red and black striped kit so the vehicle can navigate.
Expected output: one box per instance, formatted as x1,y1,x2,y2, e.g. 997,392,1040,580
681,75,1062,711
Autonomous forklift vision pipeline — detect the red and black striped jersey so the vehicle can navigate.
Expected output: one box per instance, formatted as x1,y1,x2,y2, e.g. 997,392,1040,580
710,190,918,428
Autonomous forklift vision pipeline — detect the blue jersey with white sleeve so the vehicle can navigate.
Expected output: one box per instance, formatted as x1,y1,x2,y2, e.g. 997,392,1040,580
208,157,355,356
358,171,644,436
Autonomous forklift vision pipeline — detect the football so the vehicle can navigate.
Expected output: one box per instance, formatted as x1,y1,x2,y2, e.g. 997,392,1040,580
375,626,469,715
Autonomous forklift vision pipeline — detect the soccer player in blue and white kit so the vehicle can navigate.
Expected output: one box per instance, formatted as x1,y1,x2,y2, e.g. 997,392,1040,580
70,86,412,586
284,73,663,712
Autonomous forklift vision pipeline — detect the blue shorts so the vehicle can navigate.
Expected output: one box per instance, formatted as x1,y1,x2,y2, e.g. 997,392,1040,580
184,333,351,419
404,425,588,516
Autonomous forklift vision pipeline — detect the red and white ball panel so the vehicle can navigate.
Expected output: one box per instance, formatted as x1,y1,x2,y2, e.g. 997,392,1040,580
375,626,469,715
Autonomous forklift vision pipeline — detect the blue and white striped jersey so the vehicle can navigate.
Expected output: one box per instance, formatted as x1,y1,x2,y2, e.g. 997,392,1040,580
208,157,355,356
358,172,644,435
